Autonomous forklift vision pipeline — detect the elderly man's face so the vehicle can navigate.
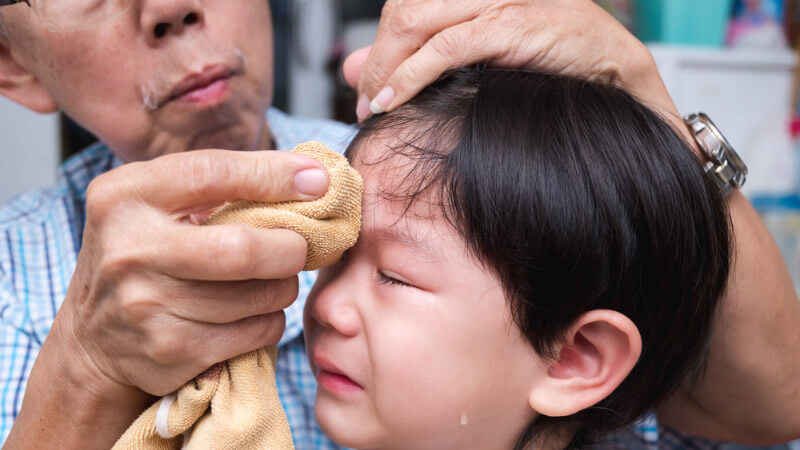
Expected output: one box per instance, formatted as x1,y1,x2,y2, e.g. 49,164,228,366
1,0,275,161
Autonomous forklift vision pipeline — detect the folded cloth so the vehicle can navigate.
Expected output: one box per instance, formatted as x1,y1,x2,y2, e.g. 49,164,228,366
113,142,364,450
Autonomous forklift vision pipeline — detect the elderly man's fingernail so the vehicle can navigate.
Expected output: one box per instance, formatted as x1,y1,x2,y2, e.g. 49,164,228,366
369,86,395,115
356,93,370,121
295,168,328,197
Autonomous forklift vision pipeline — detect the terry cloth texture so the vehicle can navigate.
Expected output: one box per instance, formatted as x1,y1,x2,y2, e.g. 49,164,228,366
204,141,365,270
113,142,364,450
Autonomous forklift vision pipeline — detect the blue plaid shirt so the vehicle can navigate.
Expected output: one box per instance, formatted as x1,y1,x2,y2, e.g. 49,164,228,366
0,108,779,449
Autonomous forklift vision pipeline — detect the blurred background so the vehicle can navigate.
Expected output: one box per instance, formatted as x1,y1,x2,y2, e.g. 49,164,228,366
1,0,799,292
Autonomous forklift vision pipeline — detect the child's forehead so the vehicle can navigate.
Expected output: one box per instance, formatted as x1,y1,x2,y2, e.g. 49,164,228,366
358,165,445,226
363,215,446,263
348,126,450,166
348,133,406,165
349,133,459,241
350,136,424,190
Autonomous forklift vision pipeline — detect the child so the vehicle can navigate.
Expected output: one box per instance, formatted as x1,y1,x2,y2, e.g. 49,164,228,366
303,68,731,449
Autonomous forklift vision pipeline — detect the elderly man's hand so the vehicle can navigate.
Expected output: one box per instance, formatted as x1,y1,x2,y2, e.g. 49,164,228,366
65,150,327,395
10,150,328,447
344,0,678,122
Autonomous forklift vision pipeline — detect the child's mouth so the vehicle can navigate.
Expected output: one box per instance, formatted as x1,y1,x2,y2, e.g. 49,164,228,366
313,353,363,393
317,369,363,393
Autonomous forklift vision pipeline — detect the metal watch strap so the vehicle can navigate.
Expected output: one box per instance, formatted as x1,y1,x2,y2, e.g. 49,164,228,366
684,113,748,197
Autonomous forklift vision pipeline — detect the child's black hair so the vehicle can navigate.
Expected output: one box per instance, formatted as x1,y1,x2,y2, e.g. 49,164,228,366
346,67,731,448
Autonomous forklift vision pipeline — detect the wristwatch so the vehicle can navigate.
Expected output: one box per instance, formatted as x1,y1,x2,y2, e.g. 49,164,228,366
684,113,748,197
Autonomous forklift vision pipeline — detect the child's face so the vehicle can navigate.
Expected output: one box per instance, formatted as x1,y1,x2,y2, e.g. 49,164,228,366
303,138,547,449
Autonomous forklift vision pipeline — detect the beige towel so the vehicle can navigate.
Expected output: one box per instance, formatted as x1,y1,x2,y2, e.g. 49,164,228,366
114,142,364,450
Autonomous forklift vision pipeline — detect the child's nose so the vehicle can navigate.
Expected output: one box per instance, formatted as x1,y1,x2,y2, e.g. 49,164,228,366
308,271,361,337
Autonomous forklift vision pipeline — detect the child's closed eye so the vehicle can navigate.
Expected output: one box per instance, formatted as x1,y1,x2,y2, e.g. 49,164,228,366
377,270,412,288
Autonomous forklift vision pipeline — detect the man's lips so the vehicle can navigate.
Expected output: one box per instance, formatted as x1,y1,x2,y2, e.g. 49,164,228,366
314,353,363,393
167,65,233,105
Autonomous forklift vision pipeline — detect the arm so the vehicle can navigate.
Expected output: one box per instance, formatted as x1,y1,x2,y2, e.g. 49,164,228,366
4,321,155,449
4,150,328,449
657,191,800,444
347,0,800,443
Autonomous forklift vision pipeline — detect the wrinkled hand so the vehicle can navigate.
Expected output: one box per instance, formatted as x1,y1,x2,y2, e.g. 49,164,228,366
53,150,328,398
344,0,678,122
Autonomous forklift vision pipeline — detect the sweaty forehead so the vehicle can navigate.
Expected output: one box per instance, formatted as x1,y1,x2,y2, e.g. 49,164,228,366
350,135,457,259
352,137,446,219
357,158,444,228
370,219,444,263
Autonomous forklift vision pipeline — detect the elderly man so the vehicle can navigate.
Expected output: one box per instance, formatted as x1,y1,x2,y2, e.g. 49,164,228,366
0,0,797,448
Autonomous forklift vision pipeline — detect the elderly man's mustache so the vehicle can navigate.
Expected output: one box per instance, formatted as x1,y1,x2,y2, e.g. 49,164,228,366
139,39,247,111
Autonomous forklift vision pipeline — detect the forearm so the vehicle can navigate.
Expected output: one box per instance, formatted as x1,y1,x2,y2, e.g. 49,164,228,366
620,43,704,150
618,40,800,441
625,44,800,441
4,321,152,449
659,191,800,444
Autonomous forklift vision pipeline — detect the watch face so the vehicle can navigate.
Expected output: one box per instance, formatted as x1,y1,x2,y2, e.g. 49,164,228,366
696,113,748,176
699,113,728,146
685,112,748,195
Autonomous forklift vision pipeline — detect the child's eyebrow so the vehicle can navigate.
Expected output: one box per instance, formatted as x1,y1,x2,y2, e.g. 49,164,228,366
376,226,441,262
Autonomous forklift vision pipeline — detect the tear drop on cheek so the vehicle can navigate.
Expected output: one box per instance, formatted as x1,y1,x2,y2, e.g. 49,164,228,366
460,412,468,426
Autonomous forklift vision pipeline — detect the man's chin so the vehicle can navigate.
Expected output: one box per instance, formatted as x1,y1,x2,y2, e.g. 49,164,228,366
162,113,269,153
112,129,260,163
190,130,260,152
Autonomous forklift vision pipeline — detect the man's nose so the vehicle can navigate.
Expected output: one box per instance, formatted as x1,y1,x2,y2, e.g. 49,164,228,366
140,0,203,41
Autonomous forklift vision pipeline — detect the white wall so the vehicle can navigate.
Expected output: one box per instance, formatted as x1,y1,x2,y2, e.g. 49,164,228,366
649,44,798,197
0,98,59,204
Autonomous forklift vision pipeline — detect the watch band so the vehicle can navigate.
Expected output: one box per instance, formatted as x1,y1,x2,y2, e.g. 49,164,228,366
684,113,748,197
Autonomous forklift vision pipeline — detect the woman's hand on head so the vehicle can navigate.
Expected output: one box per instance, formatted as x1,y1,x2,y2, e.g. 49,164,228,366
344,0,679,122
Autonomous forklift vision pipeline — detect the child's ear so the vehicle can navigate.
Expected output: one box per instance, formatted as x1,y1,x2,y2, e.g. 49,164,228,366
0,35,58,113
527,310,642,417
